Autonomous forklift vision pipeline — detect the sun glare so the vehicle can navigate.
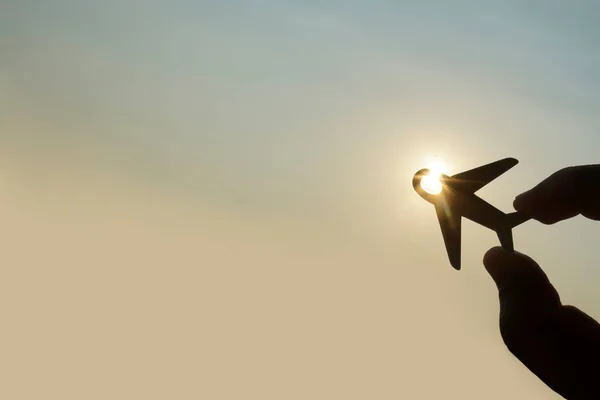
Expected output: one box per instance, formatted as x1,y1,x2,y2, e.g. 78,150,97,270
420,160,448,195
421,173,442,195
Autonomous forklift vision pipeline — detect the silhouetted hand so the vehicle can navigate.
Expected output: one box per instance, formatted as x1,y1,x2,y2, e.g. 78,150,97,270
484,165,600,399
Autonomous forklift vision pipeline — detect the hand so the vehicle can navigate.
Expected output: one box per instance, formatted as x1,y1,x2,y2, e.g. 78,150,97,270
484,165,600,399
513,165,600,223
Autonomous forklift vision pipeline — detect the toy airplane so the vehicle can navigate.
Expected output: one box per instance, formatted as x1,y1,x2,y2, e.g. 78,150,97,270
412,157,531,270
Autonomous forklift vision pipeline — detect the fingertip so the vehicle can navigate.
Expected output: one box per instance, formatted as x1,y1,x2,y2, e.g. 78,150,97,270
483,247,538,288
483,247,513,286
483,246,505,268
512,197,523,211
483,246,523,268
513,190,533,211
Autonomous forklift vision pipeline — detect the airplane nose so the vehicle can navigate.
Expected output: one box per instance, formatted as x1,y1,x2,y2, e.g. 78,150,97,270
413,168,444,202
413,169,431,199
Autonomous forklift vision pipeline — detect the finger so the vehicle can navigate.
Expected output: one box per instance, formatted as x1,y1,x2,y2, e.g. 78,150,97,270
513,165,600,224
483,247,561,320
484,247,600,398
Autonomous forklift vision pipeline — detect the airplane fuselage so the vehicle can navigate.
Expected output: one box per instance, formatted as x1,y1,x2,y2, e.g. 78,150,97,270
446,190,506,231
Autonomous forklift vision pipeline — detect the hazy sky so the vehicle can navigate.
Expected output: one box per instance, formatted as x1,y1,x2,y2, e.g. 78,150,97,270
2,1,600,398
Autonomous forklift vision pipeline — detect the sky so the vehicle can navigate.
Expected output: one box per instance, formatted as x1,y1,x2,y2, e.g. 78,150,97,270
1,1,600,398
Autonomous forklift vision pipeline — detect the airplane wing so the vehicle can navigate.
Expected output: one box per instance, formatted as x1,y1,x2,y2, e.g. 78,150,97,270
435,203,462,270
448,158,518,193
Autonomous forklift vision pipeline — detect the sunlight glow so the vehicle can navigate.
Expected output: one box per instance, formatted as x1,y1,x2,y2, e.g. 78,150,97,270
420,160,448,195
421,173,442,195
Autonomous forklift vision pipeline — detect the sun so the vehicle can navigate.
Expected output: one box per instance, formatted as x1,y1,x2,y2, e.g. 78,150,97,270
420,159,448,195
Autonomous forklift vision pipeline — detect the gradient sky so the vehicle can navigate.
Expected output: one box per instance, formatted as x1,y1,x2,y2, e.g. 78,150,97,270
2,1,600,398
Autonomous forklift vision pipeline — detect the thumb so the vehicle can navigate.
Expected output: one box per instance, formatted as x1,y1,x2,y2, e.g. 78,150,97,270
483,247,600,399
483,247,561,321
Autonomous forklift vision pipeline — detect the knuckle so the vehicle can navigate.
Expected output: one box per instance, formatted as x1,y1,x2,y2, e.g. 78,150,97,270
537,216,558,225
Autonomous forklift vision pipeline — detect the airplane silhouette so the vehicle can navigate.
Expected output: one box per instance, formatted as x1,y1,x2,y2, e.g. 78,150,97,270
412,157,531,270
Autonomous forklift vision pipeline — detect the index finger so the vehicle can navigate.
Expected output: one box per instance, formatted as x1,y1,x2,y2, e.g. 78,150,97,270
513,165,600,224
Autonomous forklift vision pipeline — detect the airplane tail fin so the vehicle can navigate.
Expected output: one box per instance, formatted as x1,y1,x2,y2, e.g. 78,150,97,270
506,211,530,228
496,212,531,251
